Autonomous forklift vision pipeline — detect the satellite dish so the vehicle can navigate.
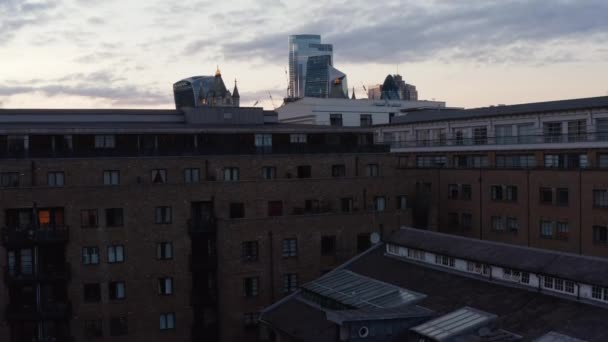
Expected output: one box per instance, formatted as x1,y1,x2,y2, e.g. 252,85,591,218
370,232,381,244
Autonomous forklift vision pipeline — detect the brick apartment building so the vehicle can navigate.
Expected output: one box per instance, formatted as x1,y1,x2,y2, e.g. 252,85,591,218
0,107,411,342
375,96,608,258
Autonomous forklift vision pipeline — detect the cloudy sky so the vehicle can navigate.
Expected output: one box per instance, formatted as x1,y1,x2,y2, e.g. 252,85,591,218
1,0,608,110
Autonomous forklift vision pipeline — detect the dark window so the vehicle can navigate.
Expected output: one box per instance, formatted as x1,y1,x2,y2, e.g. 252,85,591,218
448,184,459,199
304,199,320,213
84,283,101,302
230,203,245,218
110,317,128,336
155,206,172,224
331,164,346,177
374,196,386,212
103,170,120,185
84,320,103,339
107,245,125,263
0,172,19,187
47,171,65,187
461,213,472,229
357,233,371,253
81,209,98,228
396,195,408,210
321,235,336,256
461,185,472,200
491,185,503,200
223,167,240,181
594,190,608,208
184,168,200,183
156,242,173,260
593,225,607,244
160,313,175,330
283,273,298,293
268,201,283,216
506,186,518,201
105,208,124,227
541,220,554,238
243,313,260,330
448,213,459,228
262,166,276,180
556,222,569,240
297,165,311,178
366,164,379,177
540,188,553,204
360,114,372,127
158,277,173,295
152,169,167,184
556,188,569,206
243,277,259,297
82,247,100,265
330,114,343,126
109,281,126,300
242,241,259,262
341,197,353,212
282,238,297,257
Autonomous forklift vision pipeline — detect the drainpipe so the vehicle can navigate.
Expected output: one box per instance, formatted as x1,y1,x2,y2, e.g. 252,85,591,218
479,168,483,240
527,169,531,247
268,231,275,302
579,169,583,255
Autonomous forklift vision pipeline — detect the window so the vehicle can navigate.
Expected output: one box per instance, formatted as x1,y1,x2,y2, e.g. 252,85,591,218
290,134,307,143
594,190,608,208
492,185,517,201
158,277,173,295
516,123,535,143
159,313,175,330
254,134,272,147
593,225,607,244
330,113,343,126
152,169,167,184
506,186,518,201
223,112,232,120
283,273,298,293
466,262,489,275
592,286,608,302
321,235,336,256
223,167,240,181
556,222,569,240
297,165,311,178
598,154,608,168
507,217,519,232
110,317,128,336
155,206,172,224
496,154,536,168
183,168,200,183
448,213,459,228
0,172,19,187
360,114,372,127
230,203,245,218
567,119,586,142
544,153,588,168
108,245,125,263
243,277,259,297
455,155,489,168
47,172,65,187
556,188,569,206
374,196,386,212
503,268,530,284
396,195,408,210
366,164,379,177
448,184,459,199
492,216,504,231
157,242,173,260
495,125,514,144
103,170,120,185
540,188,553,204
243,312,260,329
416,155,447,168
341,197,353,212
105,208,124,227
81,209,98,228
282,238,297,258
304,199,320,214
332,164,346,177
94,135,115,148
242,241,258,261
109,281,126,300
357,233,371,252
268,201,283,216
461,184,472,200
407,248,425,261
262,166,276,180
491,185,504,201
84,319,103,338
461,213,472,229
543,122,562,143
541,220,554,238
82,247,100,265
434,254,455,267
84,283,101,302
473,127,487,145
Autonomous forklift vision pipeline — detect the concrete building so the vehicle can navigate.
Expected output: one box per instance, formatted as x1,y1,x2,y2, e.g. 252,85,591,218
375,96,608,258
277,97,447,127
0,106,410,342
288,35,333,99
261,227,608,341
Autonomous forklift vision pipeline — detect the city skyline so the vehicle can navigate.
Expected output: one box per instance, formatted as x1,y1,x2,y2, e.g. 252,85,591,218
1,0,608,110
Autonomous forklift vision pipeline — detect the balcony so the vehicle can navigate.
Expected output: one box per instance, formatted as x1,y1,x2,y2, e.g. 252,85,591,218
1,226,69,246
6,301,72,320
189,254,217,272
4,263,71,284
188,218,217,234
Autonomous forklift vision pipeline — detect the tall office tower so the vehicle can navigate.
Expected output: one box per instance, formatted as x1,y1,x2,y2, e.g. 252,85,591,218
304,55,348,99
288,35,333,98
173,67,239,109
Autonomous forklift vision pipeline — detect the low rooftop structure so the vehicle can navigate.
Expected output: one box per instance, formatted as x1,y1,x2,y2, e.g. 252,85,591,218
260,228,608,341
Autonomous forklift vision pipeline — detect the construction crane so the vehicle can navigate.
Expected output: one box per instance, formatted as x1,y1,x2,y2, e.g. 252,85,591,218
252,100,259,107
284,67,290,98
268,92,277,110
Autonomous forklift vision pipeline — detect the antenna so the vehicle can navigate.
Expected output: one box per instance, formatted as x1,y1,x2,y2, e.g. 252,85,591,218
284,67,290,98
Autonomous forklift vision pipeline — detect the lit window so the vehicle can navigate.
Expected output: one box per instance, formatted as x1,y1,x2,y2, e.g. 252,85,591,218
108,245,125,263
156,242,173,260
159,313,175,330
109,281,126,300
158,277,173,295
282,238,297,258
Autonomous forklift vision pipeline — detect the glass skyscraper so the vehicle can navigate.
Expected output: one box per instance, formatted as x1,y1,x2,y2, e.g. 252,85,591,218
288,35,333,98
304,55,348,99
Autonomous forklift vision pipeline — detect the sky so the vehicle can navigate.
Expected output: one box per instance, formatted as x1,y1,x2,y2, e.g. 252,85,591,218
1,0,608,110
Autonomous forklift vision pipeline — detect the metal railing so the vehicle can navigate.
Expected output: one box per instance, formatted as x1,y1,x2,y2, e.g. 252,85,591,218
1,226,69,245
4,262,70,283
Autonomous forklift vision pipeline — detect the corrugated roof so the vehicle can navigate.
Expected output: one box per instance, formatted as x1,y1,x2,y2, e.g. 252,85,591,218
533,332,588,342
301,269,426,309
411,307,497,341
325,305,433,324
386,228,608,287
391,96,608,125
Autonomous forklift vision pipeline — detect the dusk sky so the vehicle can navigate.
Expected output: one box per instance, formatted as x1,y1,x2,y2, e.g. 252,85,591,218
1,0,608,110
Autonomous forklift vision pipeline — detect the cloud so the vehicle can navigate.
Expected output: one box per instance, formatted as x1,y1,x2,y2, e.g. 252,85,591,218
87,16,104,25
0,0,60,44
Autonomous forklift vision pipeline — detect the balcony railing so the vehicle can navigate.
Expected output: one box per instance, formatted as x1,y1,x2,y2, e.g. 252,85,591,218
6,301,72,320
188,218,217,233
1,226,69,246
4,262,71,283
387,132,608,149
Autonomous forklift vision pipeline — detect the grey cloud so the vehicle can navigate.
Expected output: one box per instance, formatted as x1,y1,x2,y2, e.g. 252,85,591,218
0,0,60,44
87,16,104,25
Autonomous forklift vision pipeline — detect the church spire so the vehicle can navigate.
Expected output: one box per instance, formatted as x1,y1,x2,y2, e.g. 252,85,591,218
232,78,240,98
351,87,356,100
215,65,221,77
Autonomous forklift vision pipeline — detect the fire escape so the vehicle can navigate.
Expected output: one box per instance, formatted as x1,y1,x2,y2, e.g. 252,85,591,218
189,201,219,341
2,206,71,342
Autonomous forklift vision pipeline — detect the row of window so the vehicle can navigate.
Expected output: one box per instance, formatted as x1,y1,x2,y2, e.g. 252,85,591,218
83,278,174,302
82,242,173,265
414,153,608,169
84,313,175,338
447,213,473,230
81,207,171,227
243,273,299,297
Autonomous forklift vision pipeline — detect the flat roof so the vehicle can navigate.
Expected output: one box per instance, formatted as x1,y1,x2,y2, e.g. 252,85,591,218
410,306,496,341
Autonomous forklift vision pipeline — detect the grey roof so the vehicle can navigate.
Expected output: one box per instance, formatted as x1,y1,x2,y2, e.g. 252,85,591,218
533,332,588,342
301,269,426,309
391,96,608,125
410,306,497,341
386,227,608,287
325,305,434,324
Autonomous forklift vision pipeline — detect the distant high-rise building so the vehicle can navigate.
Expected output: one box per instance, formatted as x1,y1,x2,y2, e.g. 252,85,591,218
173,67,239,109
304,55,348,99
288,34,333,98
394,74,418,101
367,74,418,101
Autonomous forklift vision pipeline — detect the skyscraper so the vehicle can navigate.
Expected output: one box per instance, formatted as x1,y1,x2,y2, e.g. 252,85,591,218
304,55,348,99
288,35,333,98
